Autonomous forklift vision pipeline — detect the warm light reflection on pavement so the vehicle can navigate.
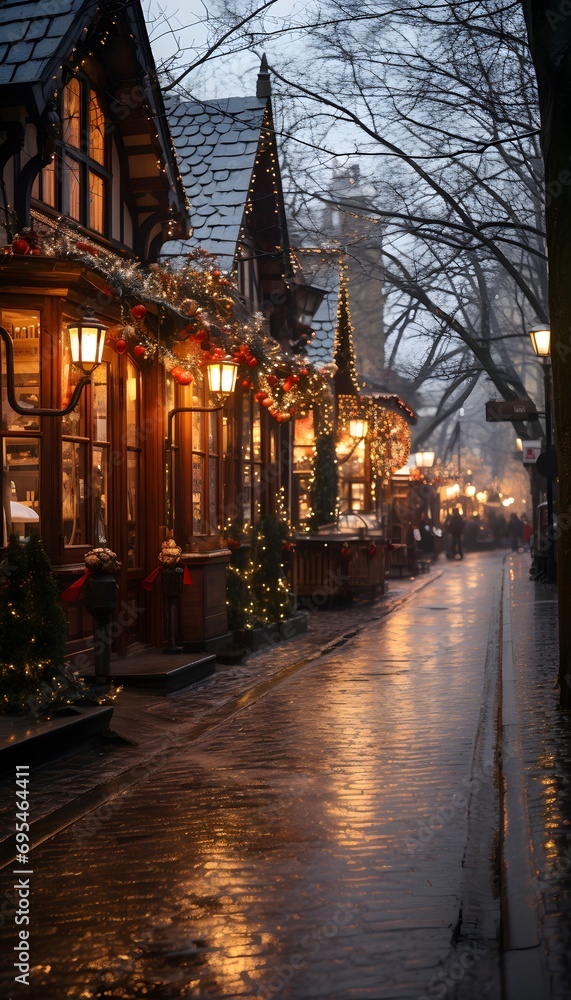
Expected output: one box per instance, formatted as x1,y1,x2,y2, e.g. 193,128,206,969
0,554,509,999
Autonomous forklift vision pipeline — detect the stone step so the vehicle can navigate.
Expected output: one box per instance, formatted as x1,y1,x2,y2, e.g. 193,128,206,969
0,706,114,774
80,650,216,694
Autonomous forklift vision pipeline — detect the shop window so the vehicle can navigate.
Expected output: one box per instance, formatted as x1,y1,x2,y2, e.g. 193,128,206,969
171,376,220,539
2,438,40,542
293,410,314,523
126,360,141,568
1,308,42,541
92,365,109,546
241,393,263,524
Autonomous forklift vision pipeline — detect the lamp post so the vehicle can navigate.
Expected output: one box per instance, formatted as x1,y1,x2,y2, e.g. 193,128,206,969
0,313,106,416
529,324,555,583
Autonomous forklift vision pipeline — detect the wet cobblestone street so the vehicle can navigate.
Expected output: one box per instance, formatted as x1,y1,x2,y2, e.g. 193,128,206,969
0,552,542,999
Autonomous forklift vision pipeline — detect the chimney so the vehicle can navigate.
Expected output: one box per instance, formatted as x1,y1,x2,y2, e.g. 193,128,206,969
256,54,271,98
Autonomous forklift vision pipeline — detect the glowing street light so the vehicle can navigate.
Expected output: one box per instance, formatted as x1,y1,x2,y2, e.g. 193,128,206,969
415,450,435,469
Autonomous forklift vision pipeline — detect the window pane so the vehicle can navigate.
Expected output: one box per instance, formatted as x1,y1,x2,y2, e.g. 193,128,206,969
192,454,204,534
0,309,41,431
92,446,108,545
3,437,40,540
89,171,105,233
242,395,251,460
242,464,252,524
89,91,105,165
209,411,218,453
61,324,86,436
63,78,81,148
93,364,108,441
192,380,203,446
253,408,262,460
209,456,218,533
127,451,139,567
126,359,138,446
62,440,87,545
63,154,81,221
31,160,56,207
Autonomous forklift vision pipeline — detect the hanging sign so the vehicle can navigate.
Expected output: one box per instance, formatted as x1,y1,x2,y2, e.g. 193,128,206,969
485,400,539,421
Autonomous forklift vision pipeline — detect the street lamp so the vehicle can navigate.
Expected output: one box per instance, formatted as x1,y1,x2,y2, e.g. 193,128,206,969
465,485,476,497
349,417,368,440
166,358,238,530
0,312,107,416
529,324,555,583
415,450,435,469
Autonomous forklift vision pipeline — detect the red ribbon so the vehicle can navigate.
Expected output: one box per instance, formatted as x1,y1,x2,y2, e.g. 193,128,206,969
61,568,90,602
142,564,192,591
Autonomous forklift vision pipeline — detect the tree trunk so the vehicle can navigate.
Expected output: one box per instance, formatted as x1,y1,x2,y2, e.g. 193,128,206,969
519,5,571,705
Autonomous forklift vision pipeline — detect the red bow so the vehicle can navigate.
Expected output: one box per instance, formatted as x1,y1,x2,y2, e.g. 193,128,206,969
61,568,90,602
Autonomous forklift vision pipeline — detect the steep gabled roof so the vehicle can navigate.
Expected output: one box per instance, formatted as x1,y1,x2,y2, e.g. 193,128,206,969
0,0,93,98
163,94,268,269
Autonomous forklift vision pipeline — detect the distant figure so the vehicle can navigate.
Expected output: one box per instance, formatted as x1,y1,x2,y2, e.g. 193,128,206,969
449,508,465,559
509,513,523,552
522,515,533,551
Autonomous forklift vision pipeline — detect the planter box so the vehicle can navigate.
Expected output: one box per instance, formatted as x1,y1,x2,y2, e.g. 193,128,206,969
239,611,309,652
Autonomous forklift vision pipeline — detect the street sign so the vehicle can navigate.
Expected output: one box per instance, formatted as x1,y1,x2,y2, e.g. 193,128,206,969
522,440,542,464
485,400,539,422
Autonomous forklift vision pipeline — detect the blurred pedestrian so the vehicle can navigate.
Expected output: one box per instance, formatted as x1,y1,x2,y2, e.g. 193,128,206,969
522,515,532,551
449,507,465,559
509,512,523,552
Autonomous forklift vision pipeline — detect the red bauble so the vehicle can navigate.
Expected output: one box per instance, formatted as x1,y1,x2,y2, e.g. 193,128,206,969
268,374,278,387
175,370,193,385
12,238,30,255
300,367,309,376
212,347,225,359
262,398,272,408
133,345,146,358
241,379,251,389
115,339,127,355
212,269,221,278
30,248,41,256
75,241,98,255
247,357,258,368
195,329,207,342
130,304,147,320
254,391,268,402
282,378,293,392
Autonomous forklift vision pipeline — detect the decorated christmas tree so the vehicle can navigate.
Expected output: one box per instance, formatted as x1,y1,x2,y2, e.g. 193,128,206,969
248,514,291,626
309,433,339,530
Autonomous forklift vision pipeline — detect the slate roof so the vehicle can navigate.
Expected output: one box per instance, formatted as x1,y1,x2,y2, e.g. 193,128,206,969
0,0,90,90
297,251,340,368
162,94,268,269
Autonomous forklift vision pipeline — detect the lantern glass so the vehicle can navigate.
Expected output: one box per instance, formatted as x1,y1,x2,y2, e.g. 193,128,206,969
68,317,107,374
529,325,551,357
465,484,476,497
207,360,238,396
349,418,367,440
415,450,435,469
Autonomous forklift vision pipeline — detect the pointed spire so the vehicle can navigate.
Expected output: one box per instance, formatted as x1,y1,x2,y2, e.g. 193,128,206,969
257,53,271,98
334,269,360,395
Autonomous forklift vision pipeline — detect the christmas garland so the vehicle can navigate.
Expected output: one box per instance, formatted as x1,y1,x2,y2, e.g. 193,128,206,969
3,218,329,422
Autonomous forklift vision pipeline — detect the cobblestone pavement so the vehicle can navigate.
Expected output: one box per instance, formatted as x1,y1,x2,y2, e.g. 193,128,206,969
0,554,506,999
509,555,571,999
0,572,436,842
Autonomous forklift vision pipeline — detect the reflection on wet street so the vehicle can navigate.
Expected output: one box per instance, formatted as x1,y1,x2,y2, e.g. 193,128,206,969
1,555,506,998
